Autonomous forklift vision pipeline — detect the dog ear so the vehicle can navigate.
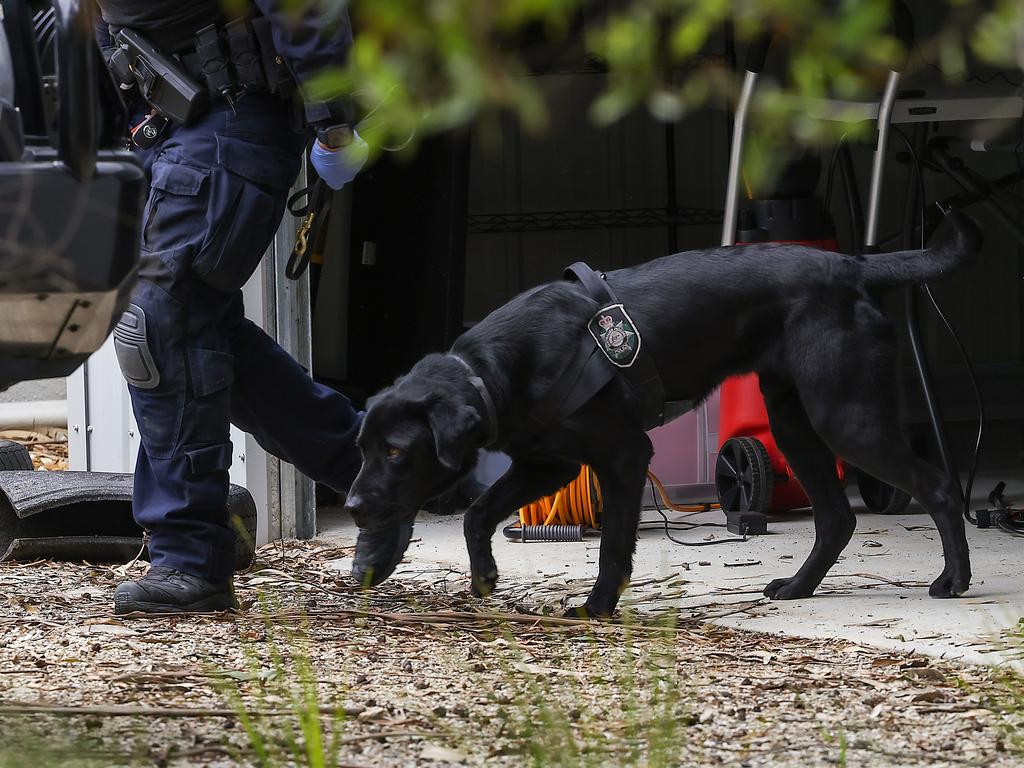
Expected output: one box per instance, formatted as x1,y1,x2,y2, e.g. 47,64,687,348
425,399,482,472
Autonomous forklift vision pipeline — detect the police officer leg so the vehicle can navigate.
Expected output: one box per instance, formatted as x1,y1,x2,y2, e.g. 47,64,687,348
114,269,240,613
229,314,363,492
114,99,304,614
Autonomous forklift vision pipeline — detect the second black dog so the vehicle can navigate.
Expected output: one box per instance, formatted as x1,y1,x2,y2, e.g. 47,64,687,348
345,213,980,617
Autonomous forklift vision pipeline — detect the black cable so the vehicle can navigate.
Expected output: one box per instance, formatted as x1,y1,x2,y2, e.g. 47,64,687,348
892,127,985,525
996,515,1024,538
647,479,747,547
837,143,865,256
965,72,1024,88
921,286,983,520
822,135,867,255
984,481,1024,535
823,140,842,214
914,45,1024,88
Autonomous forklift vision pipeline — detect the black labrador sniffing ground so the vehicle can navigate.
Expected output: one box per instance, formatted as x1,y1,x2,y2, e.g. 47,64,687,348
345,213,980,617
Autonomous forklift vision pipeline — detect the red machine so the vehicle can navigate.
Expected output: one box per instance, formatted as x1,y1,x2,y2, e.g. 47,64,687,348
716,197,844,514
715,196,908,516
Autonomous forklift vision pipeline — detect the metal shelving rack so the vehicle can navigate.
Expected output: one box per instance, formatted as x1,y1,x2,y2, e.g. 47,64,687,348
466,206,723,235
467,40,730,248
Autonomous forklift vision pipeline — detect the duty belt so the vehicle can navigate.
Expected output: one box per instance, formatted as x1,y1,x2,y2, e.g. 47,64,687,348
527,263,667,435
107,16,294,128
177,17,295,100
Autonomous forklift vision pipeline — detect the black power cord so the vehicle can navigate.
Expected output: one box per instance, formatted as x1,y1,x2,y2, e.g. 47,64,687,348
978,482,1024,537
915,45,1024,89
891,126,985,525
996,518,1024,537
645,478,749,547
823,136,846,215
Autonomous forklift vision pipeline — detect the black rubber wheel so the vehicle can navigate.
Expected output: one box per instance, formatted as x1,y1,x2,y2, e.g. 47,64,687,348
227,484,258,571
857,473,912,515
716,437,773,513
0,440,33,471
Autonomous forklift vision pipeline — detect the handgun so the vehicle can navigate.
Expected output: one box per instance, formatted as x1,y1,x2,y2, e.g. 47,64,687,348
114,28,208,124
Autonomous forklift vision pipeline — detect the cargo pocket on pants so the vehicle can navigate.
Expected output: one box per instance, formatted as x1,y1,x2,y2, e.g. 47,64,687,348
185,442,233,476
191,134,300,292
144,160,210,273
186,347,235,449
183,442,239,559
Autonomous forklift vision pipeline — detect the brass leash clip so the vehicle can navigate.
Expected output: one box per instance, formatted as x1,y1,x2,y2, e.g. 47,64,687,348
294,211,315,259
286,178,330,280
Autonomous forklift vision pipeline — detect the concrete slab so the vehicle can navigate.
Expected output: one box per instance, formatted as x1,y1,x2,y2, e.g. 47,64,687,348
0,378,66,403
318,476,1024,667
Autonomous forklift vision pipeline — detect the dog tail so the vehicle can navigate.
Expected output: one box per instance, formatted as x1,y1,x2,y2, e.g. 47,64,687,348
859,212,982,288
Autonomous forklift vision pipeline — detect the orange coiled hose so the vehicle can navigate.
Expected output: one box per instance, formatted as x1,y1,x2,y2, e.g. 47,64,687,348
516,465,718,530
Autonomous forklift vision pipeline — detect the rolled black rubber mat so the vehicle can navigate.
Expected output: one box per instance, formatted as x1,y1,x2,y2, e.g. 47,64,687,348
0,471,257,570
0,441,33,471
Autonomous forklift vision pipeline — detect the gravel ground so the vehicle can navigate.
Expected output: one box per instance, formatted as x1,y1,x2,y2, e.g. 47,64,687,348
0,378,65,404
1,540,1021,767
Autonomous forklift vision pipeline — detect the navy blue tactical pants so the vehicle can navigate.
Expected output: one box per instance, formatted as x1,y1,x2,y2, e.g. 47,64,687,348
116,96,363,583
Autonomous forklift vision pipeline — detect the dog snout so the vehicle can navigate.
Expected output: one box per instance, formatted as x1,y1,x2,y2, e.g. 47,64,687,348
344,491,392,530
343,492,369,524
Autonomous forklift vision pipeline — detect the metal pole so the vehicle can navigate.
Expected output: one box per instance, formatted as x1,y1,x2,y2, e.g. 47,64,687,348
721,70,758,247
864,70,901,250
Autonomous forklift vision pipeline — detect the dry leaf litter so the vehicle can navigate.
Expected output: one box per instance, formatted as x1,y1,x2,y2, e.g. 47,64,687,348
0,429,69,471
1,540,1021,767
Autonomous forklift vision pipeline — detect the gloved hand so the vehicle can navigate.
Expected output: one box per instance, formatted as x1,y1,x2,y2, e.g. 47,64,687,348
310,130,369,190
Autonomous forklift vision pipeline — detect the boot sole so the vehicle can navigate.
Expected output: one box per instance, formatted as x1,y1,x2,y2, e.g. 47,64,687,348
114,593,238,616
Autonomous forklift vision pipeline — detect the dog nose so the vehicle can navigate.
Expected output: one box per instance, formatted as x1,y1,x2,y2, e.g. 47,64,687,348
343,493,367,523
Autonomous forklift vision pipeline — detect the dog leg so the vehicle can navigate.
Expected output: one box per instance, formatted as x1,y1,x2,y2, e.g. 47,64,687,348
792,361,971,599
463,459,580,598
812,420,970,598
760,378,857,599
565,442,653,619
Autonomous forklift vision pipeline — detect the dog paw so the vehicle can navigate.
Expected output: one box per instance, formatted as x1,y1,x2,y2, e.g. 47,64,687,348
470,569,499,598
562,603,613,620
929,570,970,598
763,577,815,600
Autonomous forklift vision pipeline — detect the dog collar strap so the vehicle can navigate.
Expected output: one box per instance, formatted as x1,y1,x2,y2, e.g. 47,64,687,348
448,354,499,447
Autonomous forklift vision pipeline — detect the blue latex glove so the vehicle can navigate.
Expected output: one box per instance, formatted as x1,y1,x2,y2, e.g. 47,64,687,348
310,129,369,190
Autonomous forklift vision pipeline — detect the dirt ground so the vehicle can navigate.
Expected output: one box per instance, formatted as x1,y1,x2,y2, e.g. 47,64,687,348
1,540,1021,767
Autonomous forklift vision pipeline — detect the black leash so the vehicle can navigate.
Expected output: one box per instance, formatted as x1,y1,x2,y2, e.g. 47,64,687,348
286,178,332,280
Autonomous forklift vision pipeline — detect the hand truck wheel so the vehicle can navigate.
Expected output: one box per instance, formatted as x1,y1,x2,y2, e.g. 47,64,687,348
716,437,772,514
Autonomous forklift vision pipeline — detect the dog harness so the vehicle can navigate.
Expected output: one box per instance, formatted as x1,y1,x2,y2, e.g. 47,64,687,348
528,263,669,434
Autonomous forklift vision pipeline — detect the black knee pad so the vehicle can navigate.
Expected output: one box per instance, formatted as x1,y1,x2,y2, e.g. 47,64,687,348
113,304,160,389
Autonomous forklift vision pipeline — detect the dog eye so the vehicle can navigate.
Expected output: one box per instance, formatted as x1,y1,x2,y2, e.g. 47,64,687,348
386,446,402,459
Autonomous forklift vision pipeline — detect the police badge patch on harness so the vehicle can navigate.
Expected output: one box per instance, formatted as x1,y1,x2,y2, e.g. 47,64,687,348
526,261,669,433
588,304,642,368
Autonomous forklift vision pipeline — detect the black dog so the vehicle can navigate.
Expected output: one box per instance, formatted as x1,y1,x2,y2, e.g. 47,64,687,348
345,214,980,617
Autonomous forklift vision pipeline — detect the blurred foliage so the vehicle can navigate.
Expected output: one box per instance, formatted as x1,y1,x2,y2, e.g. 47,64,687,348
300,0,1024,183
